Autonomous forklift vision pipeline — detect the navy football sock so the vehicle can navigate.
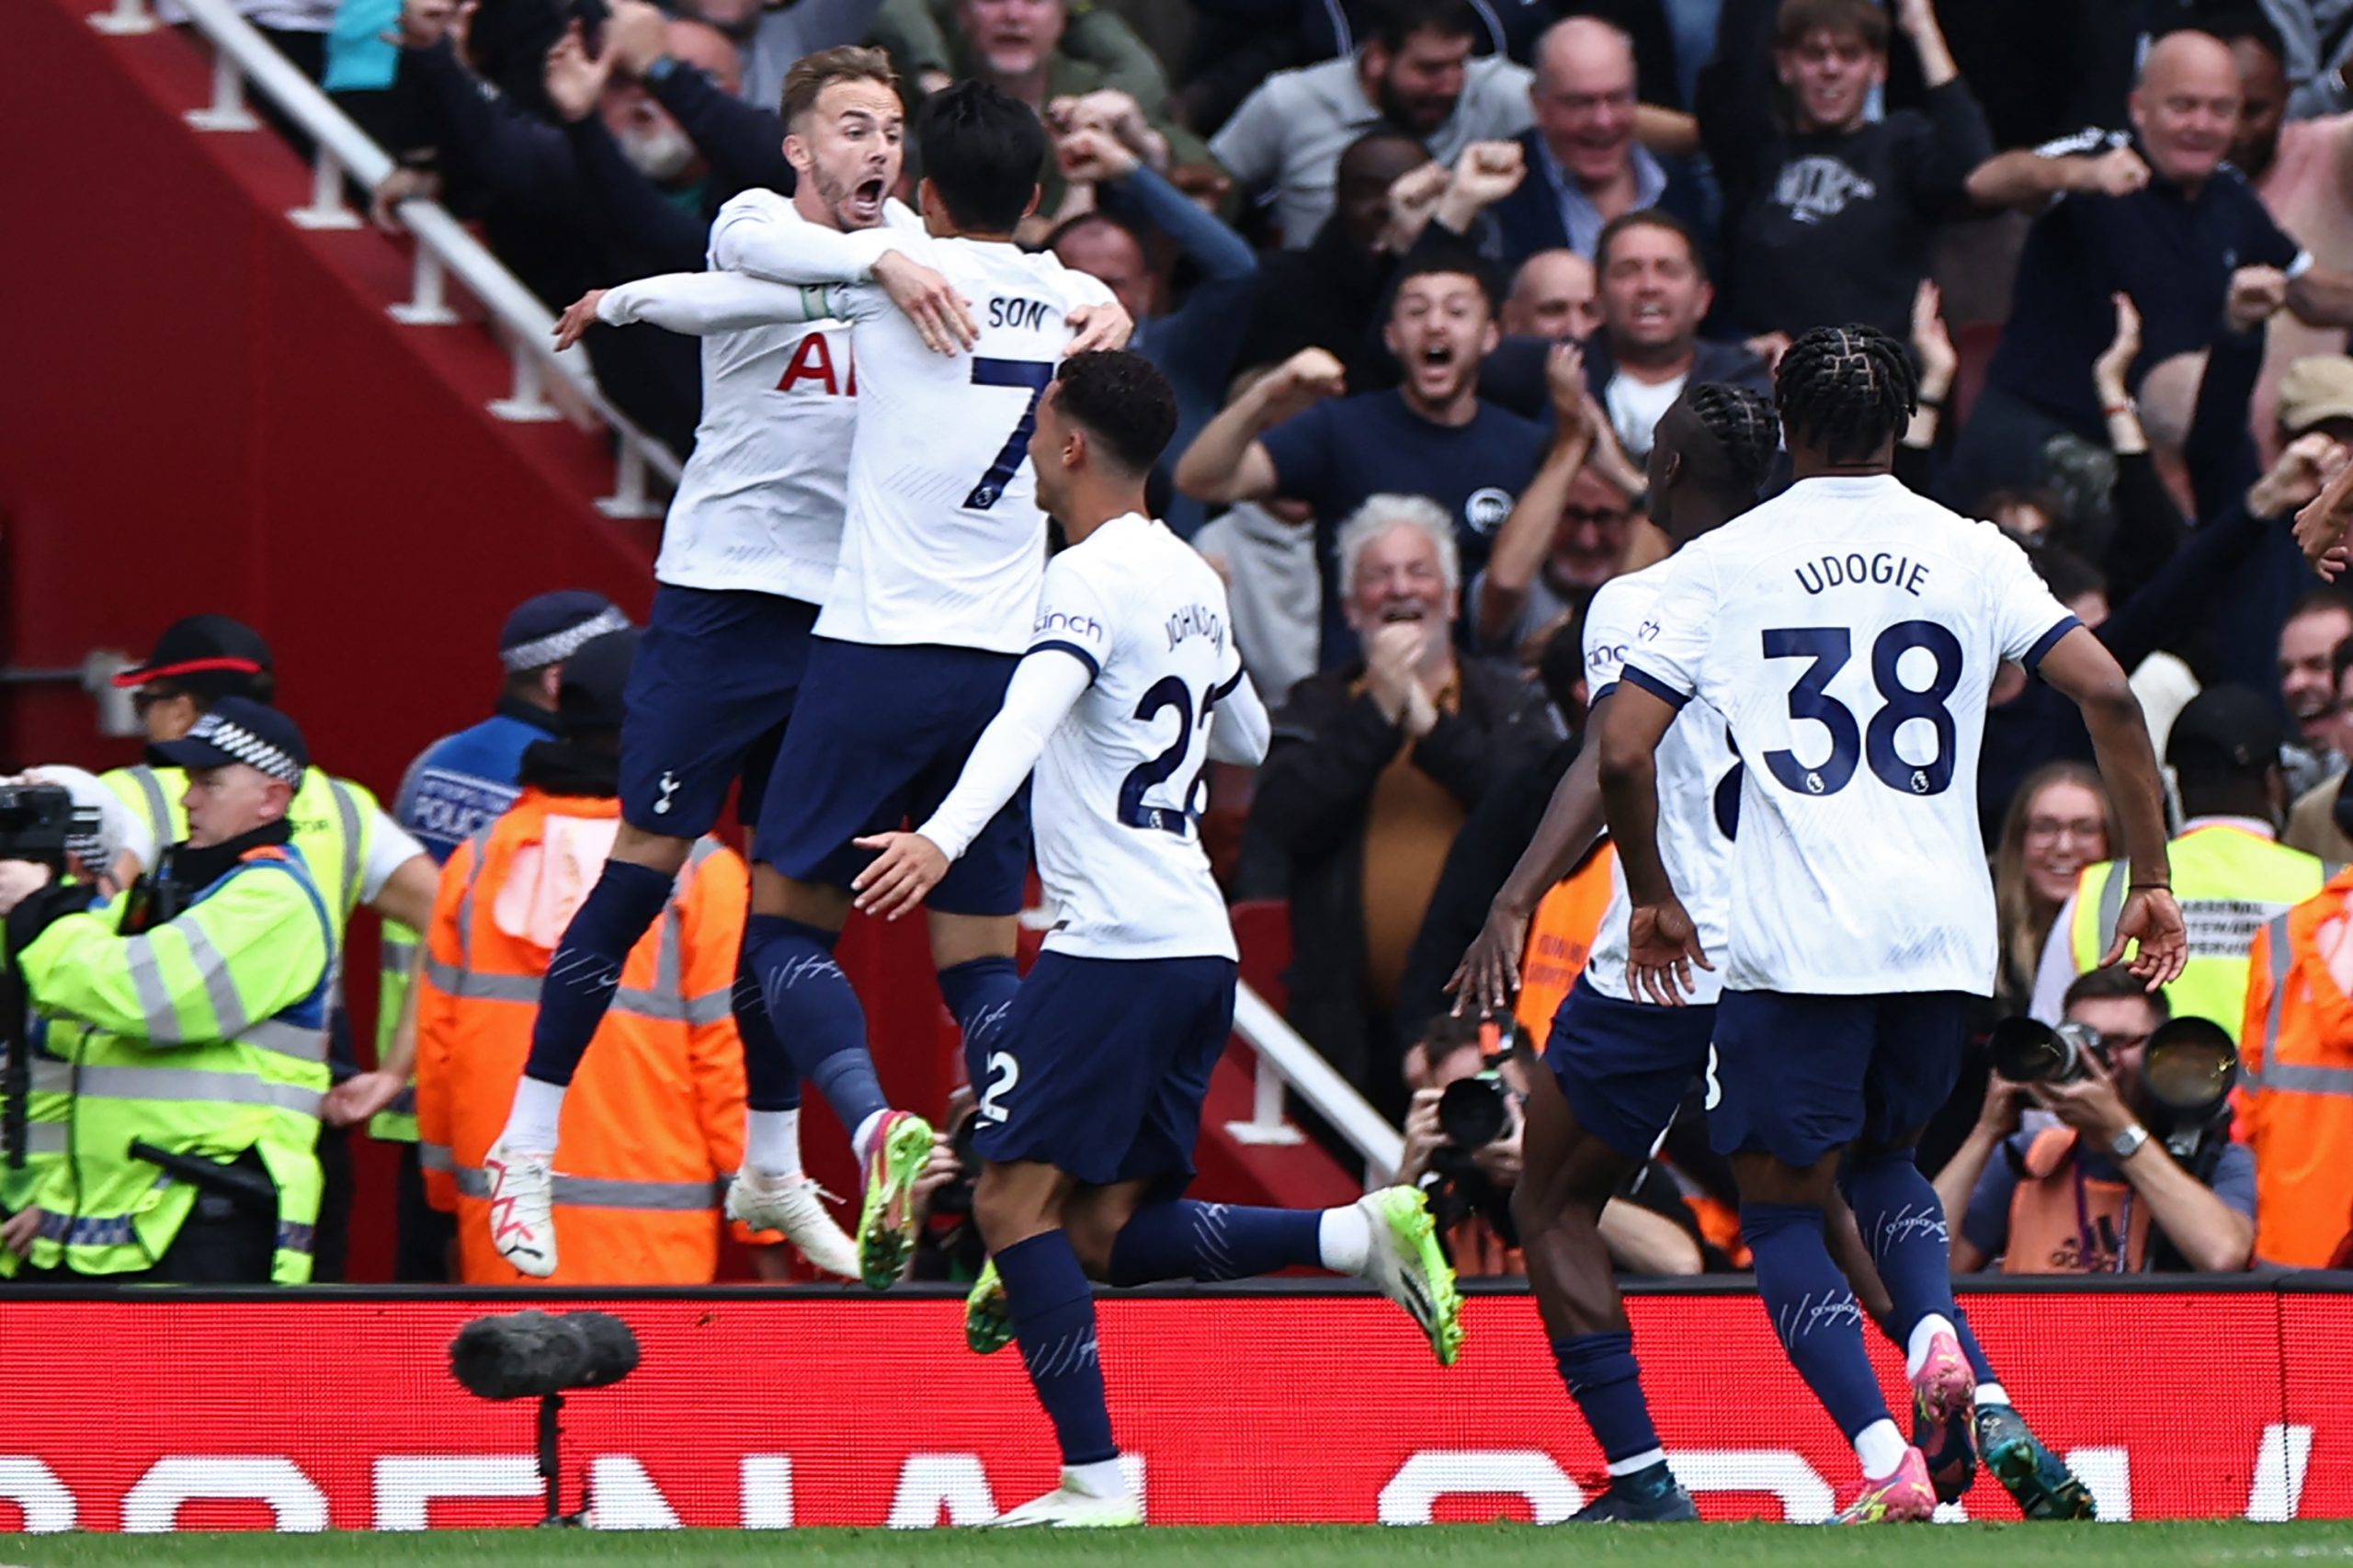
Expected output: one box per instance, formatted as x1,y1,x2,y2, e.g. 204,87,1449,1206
1106,1199,1324,1285
1741,1200,1892,1438
996,1231,1117,1466
937,955,1019,1060
523,860,673,1085
745,914,886,1133
1953,1305,1997,1387
1552,1332,1665,1471
1838,1148,1959,1350
731,936,801,1113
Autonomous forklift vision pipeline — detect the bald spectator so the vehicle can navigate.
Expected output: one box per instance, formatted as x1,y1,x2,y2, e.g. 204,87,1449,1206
1952,28,2353,500
1212,0,1535,247
1487,17,1711,271
1578,211,1771,462
1697,0,1994,345
1242,130,1438,369
1503,248,1603,340
2213,11,2353,461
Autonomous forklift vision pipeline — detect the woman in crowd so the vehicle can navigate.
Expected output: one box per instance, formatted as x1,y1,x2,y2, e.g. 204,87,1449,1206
1990,763,2119,1017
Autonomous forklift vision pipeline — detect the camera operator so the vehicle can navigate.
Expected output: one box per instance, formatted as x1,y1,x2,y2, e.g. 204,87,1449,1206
1936,969,2256,1275
1398,1014,1699,1278
0,701,334,1284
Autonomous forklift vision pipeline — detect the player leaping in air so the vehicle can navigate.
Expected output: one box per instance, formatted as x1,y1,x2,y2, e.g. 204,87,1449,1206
545,80,1132,1290
854,351,1463,1528
489,45,975,1281
1598,326,2185,1521
1452,381,2097,1524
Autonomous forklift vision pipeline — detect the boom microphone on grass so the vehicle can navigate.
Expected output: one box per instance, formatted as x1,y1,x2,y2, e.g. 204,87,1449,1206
449,1311,641,1526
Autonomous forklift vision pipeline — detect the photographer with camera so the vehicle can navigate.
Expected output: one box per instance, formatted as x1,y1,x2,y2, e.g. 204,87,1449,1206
1397,1014,1699,1278
1936,969,2256,1275
0,701,335,1284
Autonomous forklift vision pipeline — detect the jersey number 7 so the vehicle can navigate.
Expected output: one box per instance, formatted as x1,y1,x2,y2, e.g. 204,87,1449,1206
962,358,1055,510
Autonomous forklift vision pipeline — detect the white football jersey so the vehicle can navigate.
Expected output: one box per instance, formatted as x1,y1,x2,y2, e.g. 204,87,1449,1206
647,191,923,603
816,235,1117,653
1625,474,2077,996
1581,563,1739,1006
1025,514,1243,961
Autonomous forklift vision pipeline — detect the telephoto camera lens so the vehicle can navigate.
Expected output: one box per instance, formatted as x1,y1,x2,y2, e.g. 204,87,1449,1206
2140,1016,2238,1122
1436,1074,1510,1149
1988,1017,2101,1085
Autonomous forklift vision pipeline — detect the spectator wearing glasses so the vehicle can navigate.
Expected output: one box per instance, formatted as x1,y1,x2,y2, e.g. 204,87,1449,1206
1990,764,2119,1017
1472,379,1642,651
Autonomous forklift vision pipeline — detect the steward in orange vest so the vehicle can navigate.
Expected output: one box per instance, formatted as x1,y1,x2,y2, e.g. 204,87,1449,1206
415,631,824,1284
2239,863,2353,1267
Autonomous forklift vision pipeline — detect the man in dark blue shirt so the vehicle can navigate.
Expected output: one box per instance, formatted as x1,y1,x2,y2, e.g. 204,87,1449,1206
1177,249,1555,668
1948,27,2353,506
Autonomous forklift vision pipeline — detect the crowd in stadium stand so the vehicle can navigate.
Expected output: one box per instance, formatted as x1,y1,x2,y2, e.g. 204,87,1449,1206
49,0,2353,1284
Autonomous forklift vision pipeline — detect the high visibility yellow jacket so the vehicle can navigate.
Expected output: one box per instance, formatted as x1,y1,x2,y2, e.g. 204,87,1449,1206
6,841,334,1281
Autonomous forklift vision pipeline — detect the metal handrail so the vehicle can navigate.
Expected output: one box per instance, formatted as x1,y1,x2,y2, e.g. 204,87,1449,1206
108,0,680,517
1228,981,1403,1184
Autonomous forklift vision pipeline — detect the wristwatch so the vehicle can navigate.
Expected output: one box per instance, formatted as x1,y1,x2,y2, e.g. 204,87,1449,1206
2110,1122,2151,1161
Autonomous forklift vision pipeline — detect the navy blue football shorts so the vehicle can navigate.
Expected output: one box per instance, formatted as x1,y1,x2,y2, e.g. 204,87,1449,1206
970,951,1238,1190
1705,989,1972,1165
1546,975,1718,1165
751,637,1029,916
618,585,815,837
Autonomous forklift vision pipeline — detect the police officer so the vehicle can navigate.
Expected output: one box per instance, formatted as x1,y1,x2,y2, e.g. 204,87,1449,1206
360,591,628,1281
101,613,438,1279
0,700,335,1283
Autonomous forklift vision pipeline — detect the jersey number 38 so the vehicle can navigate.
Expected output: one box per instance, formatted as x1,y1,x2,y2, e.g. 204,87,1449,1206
1760,620,1963,799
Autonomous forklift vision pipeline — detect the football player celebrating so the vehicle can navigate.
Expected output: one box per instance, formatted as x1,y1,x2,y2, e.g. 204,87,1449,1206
856,351,1462,1528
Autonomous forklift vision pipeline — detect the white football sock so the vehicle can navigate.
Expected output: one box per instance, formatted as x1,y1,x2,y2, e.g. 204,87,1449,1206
1063,1459,1128,1500
851,1109,888,1167
1608,1448,1667,1478
1854,1419,1908,1480
1904,1313,1959,1378
1974,1382,2011,1409
501,1076,566,1154
1318,1204,1373,1275
746,1108,803,1177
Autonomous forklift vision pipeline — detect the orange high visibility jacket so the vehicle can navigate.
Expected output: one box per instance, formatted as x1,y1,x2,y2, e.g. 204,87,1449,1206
2238,865,2353,1267
2000,1128,2154,1274
1514,843,1619,1047
415,789,768,1285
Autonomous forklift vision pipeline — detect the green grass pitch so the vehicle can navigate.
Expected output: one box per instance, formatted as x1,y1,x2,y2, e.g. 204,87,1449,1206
2,1522,2349,1567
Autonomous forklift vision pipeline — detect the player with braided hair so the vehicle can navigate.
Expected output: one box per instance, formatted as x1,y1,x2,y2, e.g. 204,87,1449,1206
1774,324,1919,465
1443,386,1768,1523
1600,326,2185,1521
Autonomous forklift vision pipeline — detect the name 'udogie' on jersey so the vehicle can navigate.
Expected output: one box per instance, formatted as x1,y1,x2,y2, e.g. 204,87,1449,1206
1622,474,2077,996
818,237,1116,654
1025,514,1244,962
1582,562,1741,1006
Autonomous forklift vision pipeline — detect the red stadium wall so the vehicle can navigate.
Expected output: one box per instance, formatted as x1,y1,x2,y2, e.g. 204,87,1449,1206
0,1282,2341,1529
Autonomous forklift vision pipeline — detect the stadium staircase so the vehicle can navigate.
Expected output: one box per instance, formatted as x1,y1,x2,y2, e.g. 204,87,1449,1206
0,0,1381,1278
